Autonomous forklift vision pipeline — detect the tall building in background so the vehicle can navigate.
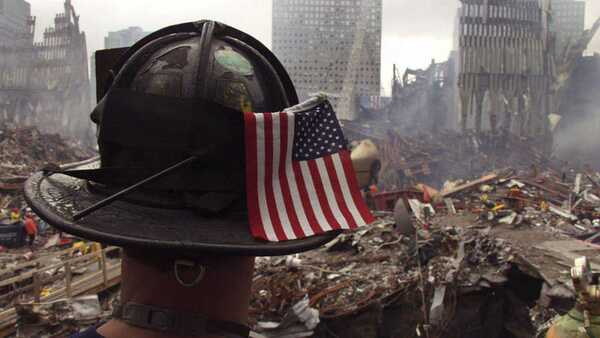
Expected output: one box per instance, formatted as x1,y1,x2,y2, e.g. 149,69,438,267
272,0,382,120
0,0,33,47
104,26,149,49
91,27,150,102
550,0,585,53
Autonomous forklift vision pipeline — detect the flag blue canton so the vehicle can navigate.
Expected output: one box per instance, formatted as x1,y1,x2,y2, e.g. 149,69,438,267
293,101,347,161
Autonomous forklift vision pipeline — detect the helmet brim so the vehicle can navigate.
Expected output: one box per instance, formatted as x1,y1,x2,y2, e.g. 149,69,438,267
24,161,338,256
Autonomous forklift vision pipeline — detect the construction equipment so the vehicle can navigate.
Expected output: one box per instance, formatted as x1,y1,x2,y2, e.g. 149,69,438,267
350,139,380,190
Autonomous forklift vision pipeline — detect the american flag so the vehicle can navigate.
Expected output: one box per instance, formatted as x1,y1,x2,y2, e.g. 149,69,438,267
244,100,374,242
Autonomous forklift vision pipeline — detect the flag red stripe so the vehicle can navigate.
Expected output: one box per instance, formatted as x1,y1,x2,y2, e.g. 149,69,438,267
263,113,287,241
245,102,374,242
278,113,305,238
292,161,324,235
323,155,358,229
307,160,342,230
244,113,267,240
339,150,376,224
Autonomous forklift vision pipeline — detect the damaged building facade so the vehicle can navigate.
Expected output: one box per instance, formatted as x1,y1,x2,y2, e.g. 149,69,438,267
0,0,92,144
457,0,553,138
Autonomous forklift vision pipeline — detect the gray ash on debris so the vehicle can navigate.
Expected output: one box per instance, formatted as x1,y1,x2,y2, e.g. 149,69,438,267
0,123,96,209
250,166,600,337
0,123,95,177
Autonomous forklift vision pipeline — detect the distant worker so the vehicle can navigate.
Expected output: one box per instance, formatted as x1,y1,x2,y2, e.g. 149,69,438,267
10,208,20,222
25,20,372,338
24,213,38,246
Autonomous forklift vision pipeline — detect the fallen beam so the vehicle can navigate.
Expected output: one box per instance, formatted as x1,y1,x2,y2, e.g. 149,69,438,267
441,174,498,198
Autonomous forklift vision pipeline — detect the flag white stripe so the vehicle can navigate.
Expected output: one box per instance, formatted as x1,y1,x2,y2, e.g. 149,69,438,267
315,158,351,229
270,113,296,240
332,153,366,225
299,161,332,231
284,112,313,237
255,114,277,241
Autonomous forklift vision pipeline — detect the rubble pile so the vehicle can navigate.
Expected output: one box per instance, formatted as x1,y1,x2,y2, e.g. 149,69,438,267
15,293,119,337
0,123,106,336
0,123,94,178
0,123,95,211
374,129,553,190
250,167,600,337
0,244,121,337
445,170,600,239
249,216,519,337
0,121,597,337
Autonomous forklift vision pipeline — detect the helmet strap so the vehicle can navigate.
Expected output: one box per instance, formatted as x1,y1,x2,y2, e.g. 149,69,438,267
112,302,250,337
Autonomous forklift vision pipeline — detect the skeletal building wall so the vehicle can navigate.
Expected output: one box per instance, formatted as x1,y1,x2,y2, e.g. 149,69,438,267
0,0,92,144
272,0,382,120
458,0,553,137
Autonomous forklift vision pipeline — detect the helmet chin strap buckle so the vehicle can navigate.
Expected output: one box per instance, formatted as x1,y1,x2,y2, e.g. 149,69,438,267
174,260,206,287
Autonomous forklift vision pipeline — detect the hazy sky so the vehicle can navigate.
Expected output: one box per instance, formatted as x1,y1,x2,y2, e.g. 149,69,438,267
27,0,600,95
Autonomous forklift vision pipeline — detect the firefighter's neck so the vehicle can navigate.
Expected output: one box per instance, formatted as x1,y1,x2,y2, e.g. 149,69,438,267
98,250,255,338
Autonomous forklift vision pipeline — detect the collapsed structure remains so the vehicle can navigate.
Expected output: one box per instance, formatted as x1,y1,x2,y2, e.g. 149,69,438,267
1,0,600,337
457,0,552,138
0,0,91,144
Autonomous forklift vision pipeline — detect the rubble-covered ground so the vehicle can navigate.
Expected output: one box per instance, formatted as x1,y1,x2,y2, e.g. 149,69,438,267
0,123,94,177
1,123,96,209
343,121,556,190
0,123,109,337
249,164,600,338
2,122,600,338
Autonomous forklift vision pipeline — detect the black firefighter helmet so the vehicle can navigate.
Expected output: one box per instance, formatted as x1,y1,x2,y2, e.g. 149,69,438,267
24,21,337,256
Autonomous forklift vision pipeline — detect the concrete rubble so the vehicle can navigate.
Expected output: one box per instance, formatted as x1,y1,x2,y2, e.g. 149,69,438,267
1,120,599,338
376,129,553,190
0,123,117,337
0,0,598,335
1,123,599,337
0,122,94,206
15,295,110,337
247,163,600,338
